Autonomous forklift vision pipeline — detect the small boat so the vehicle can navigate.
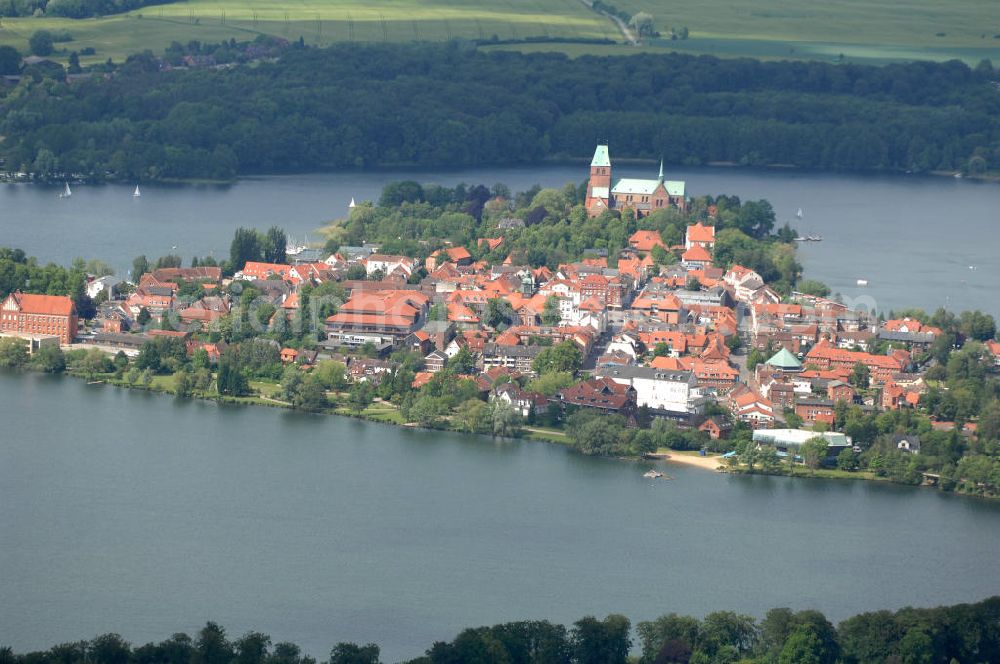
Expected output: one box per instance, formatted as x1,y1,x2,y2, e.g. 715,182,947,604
59,182,72,198
796,207,803,219
643,470,664,479
856,279,868,286
806,235,823,242
348,197,356,209
133,185,141,198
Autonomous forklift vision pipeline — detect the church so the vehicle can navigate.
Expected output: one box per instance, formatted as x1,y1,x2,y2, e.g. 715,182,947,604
585,144,687,217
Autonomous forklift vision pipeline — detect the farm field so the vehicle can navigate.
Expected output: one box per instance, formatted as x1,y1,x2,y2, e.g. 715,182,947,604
0,0,614,64
0,0,997,65
612,0,1000,63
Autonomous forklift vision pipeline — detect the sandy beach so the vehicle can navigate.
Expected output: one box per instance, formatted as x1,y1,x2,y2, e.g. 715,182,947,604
650,451,727,472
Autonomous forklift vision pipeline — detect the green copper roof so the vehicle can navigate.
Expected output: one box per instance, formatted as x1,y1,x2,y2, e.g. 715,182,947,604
591,145,610,168
766,347,802,370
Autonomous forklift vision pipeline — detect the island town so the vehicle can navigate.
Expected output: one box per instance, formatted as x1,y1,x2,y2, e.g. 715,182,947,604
2,146,998,497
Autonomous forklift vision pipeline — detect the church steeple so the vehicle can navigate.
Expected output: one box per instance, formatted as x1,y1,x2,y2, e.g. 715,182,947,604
585,143,612,216
657,157,664,184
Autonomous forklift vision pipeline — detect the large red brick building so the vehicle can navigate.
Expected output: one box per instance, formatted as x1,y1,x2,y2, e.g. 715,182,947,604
585,144,687,217
1,292,78,343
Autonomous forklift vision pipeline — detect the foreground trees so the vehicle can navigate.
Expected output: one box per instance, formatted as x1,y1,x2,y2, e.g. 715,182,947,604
5,598,999,664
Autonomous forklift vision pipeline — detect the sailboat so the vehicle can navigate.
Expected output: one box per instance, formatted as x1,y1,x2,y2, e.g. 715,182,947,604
796,207,803,219
133,185,141,198
349,197,356,209
59,182,72,198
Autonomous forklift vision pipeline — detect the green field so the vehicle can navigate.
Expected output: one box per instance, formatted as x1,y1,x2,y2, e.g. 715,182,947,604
612,0,1000,63
0,0,615,64
0,0,997,66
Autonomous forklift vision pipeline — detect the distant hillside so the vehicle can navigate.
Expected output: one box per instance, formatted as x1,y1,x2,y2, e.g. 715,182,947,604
1,44,997,182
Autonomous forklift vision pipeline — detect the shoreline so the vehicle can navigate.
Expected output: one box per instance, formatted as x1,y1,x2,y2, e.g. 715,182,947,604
4,159,997,188
8,367,997,500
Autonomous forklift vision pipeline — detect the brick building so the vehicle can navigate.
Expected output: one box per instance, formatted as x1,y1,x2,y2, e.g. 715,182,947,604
1,292,78,344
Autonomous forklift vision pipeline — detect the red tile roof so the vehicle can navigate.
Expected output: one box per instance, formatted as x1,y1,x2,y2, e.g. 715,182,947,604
6,292,75,316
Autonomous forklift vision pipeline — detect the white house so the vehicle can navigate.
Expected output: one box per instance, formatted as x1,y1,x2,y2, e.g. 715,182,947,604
596,366,699,414
363,254,417,278
86,275,122,300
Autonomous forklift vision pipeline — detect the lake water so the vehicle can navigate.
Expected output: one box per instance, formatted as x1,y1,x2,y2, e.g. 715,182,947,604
2,372,1000,661
0,165,998,317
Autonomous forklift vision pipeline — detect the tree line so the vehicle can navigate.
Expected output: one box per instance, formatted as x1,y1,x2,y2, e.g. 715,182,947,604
1,43,997,181
3,597,999,664
0,0,175,19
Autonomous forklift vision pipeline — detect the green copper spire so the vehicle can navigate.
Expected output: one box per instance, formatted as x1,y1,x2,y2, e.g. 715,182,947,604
658,158,664,183
591,145,610,168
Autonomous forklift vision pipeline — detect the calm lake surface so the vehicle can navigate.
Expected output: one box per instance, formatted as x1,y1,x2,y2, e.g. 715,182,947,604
2,372,1000,661
0,165,998,317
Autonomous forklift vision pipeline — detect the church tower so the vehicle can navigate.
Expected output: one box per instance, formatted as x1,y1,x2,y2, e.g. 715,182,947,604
585,144,612,217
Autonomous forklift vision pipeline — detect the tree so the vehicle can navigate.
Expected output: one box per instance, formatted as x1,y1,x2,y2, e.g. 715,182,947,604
0,45,21,75
837,448,858,471
314,360,348,391
454,398,489,434
629,12,656,38
572,615,631,664
217,353,249,396
31,345,66,373
29,31,55,57
408,394,449,427
262,226,288,264
735,200,776,238
137,307,152,327
533,340,582,375
849,362,870,389
637,613,700,663
567,411,626,456
68,51,82,74
542,296,562,326
489,400,520,438
174,370,193,398
131,255,150,281
526,371,575,396
797,279,831,297
698,611,759,658
193,623,233,664
328,643,380,664
348,381,374,414
296,376,329,412
448,346,477,375
801,437,828,470
230,227,262,270
0,338,29,368
484,298,516,330
778,626,825,664
90,634,131,664
959,310,996,341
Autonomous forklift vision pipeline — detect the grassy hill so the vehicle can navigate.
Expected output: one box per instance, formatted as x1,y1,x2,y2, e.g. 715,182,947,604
0,0,997,65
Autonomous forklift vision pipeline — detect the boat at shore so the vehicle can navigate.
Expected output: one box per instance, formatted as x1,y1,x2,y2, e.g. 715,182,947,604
643,470,665,479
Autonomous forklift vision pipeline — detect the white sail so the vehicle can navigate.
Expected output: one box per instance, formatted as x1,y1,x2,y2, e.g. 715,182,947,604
60,182,72,198
796,207,803,219
133,185,141,198
349,197,356,209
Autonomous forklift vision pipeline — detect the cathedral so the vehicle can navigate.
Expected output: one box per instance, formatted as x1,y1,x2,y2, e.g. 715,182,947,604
584,144,687,217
